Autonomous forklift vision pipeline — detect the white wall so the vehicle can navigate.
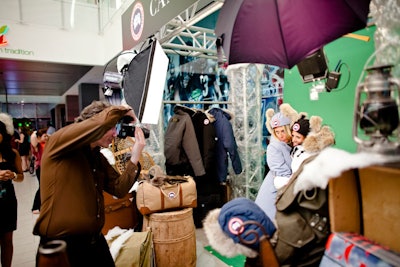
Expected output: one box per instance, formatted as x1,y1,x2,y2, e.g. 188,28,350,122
0,16,121,66
0,0,132,103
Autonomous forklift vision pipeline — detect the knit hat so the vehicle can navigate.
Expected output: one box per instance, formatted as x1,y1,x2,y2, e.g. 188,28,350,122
203,198,276,258
0,113,14,135
265,103,299,136
270,112,291,129
292,115,310,137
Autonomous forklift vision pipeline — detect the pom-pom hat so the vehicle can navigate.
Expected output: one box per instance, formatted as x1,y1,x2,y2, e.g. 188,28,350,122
292,115,310,137
265,103,299,137
270,113,291,129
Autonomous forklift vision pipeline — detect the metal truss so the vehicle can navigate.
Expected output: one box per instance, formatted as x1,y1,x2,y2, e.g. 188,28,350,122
155,0,224,60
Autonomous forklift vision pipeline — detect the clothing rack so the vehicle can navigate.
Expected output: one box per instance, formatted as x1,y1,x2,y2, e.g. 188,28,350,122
163,100,231,105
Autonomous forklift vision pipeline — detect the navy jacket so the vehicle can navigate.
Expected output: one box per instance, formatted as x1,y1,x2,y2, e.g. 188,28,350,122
208,108,242,182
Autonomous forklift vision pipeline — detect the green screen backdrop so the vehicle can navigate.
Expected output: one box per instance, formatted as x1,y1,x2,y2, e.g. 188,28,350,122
283,26,376,152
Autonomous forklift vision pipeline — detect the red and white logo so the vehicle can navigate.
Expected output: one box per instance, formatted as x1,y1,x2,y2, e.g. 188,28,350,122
228,217,244,235
271,118,279,127
130,2,144,41
292,123,300,132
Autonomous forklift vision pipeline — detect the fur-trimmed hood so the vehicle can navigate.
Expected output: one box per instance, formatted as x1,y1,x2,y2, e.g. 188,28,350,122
203,209,259,258
203,197,276,258
302,115,335,153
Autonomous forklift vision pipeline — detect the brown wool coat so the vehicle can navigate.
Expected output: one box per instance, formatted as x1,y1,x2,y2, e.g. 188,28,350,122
33,106,140,238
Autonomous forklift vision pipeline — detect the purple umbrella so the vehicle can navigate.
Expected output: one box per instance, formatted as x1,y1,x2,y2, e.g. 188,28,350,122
215,0,371,69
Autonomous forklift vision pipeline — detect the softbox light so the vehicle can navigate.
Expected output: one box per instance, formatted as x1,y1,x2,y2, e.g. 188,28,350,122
123,39,169,124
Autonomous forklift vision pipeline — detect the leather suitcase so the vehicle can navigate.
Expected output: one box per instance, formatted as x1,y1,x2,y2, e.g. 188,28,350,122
102,192,140,234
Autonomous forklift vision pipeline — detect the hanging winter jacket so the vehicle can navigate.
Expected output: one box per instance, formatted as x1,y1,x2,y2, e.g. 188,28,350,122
207,108,242,183
174,105,222,228
164,106,205,177
174,106,218,184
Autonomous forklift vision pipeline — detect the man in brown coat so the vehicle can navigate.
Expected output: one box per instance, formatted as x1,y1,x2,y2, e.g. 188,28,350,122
33,101,146,267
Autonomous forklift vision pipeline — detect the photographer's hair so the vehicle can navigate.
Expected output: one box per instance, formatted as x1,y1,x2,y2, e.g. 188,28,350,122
74,101,111,123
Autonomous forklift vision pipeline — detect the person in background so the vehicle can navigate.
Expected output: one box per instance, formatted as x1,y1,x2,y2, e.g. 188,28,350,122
33,101,146,267
0,113,24,267
255,103,298,220
30,128,49,214
15,126,31,172
46,122,56,136
10,128,20,151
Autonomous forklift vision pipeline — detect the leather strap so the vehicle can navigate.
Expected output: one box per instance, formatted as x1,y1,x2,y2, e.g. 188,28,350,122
259,236,279,267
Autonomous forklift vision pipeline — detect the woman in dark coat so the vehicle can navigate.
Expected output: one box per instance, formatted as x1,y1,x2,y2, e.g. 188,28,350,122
0,113,24,267
15,126,30,171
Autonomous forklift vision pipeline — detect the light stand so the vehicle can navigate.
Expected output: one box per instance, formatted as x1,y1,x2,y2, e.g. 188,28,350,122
353,64,400,155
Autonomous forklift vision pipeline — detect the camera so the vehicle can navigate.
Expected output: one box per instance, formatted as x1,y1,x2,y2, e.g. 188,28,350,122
117,122,150,139
117,116,150,139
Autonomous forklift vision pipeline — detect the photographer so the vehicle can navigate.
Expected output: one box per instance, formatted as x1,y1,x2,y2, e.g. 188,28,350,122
33,101,146,267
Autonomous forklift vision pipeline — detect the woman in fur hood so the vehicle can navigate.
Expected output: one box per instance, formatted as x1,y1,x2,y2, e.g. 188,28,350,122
255,103,299,220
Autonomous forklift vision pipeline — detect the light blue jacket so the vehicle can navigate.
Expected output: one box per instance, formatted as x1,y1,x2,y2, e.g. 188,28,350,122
255,136,292,219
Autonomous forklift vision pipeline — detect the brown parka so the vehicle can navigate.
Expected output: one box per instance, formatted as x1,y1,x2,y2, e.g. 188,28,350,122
33,105,141,238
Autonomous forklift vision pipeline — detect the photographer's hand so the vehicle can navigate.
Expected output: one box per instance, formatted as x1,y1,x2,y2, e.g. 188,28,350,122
130,126,146,165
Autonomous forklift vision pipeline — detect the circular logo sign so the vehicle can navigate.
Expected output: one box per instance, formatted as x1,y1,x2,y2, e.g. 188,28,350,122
130,2,144,42
228,217,244,235
292,123,300,132
271,117,279,127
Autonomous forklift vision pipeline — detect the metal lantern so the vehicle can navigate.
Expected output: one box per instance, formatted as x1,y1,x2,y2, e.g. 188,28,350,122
353,65,400,155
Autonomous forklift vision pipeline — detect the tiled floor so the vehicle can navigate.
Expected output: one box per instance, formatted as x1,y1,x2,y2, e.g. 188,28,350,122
12,172,40,267
11,172,228,267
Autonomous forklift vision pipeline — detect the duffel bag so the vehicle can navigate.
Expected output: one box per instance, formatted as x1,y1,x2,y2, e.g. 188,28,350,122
136,165,197,215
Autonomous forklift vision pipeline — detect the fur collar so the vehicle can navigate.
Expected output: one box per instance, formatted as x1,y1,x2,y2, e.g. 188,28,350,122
100,147,115,165
294,147,399,194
